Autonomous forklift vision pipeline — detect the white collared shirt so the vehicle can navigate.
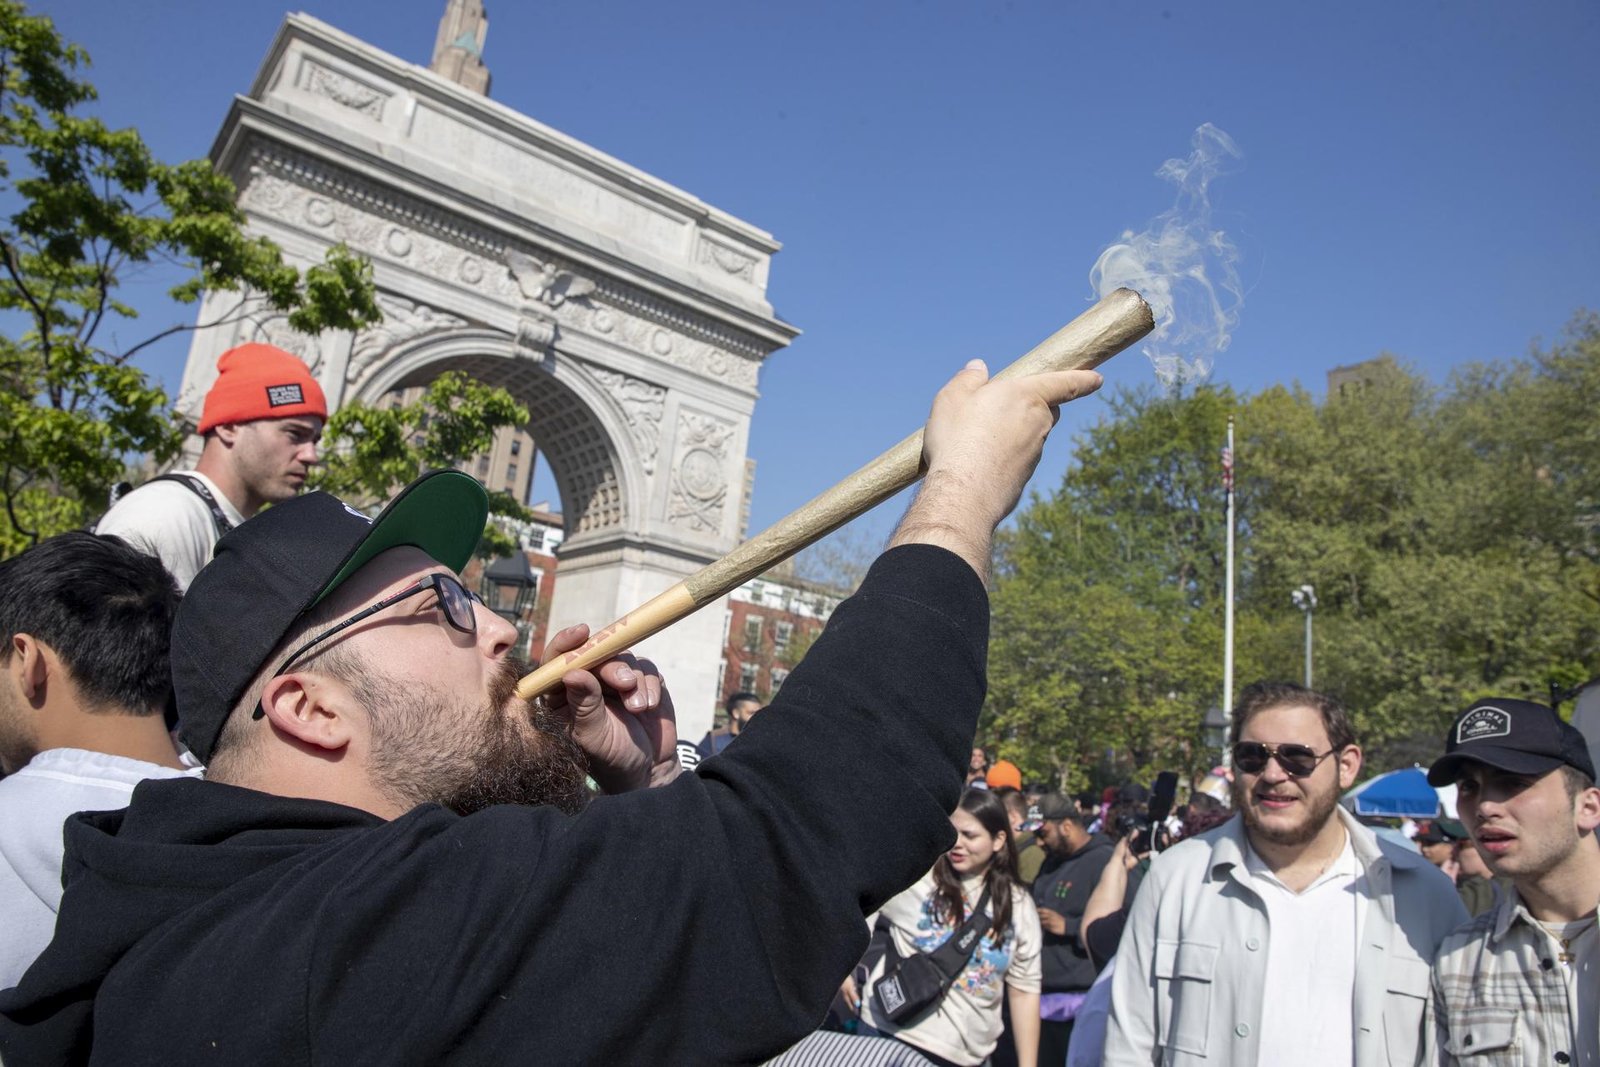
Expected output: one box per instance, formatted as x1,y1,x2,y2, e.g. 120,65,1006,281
1245,831,1366,1067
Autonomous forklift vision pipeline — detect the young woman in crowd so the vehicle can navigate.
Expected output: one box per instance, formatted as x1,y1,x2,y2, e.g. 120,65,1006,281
769,789,1042,1067
849,788,1043,1067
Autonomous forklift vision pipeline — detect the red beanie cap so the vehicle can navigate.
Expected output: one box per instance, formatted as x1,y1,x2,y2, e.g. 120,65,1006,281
197,343,327,434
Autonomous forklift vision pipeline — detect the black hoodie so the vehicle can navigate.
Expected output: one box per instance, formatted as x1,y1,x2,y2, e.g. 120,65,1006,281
1032,833,1116,993
0,545,986,1065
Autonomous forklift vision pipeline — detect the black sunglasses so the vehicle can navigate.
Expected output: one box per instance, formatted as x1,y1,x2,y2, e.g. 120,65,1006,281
252,573,480,720
1232,741,1339,778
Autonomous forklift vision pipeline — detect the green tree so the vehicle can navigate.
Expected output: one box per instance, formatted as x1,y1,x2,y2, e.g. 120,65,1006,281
0,1,379,553
312,370,534,558
986,385,1240,791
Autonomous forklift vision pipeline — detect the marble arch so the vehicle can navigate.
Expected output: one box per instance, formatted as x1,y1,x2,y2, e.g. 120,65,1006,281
173,14,798,735
354,331,641,544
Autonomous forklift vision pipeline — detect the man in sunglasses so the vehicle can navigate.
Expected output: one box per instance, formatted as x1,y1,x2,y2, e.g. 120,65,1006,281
1427,699,1600,1066
1105,681,1465,1067
0,359,1104,1064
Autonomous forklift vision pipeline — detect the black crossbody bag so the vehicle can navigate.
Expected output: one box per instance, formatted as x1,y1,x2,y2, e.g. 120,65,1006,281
871,886,993,1025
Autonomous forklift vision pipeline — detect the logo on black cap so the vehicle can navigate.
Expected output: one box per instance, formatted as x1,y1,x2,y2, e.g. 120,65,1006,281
1457,705,1511,744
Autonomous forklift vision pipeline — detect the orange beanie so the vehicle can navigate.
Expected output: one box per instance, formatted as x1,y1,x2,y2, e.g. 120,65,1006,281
197,343,327,434
986,759,1022,791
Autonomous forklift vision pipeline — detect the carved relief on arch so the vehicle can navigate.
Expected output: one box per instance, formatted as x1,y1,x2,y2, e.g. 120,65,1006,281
368,347,632,540
345,293,469,390
235,149,766,391
667,410,735,534
583,363,666,476
299,60,389,121
243,311,323,376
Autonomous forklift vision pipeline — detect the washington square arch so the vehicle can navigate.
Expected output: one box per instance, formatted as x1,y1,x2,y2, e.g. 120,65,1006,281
172,6,799,740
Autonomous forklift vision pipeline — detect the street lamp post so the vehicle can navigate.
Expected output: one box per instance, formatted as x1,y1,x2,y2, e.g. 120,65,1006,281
480,553,540,655
1201,704,1229,761
1291,583,1317,687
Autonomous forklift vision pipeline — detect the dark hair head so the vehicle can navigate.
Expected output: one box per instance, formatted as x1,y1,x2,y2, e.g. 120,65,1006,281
931,789,1020,943
1179,806,1235,840
1228,680,1357,751
0,532,180,715
1562,766,1597,801
724,691,760,714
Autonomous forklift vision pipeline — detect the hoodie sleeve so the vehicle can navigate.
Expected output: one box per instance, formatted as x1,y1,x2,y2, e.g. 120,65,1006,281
303,543,988,1066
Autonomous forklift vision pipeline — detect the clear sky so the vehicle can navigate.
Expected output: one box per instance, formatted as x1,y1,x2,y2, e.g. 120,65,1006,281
35,0,1600,547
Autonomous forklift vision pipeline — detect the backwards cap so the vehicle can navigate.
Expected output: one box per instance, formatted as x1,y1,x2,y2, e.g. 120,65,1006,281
172,470,488,763
197,343,327,434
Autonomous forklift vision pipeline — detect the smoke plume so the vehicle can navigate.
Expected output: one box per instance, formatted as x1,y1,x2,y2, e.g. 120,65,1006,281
1090,123,1244,389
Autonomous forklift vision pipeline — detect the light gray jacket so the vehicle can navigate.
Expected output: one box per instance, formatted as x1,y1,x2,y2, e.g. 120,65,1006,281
1104,807,1467,1066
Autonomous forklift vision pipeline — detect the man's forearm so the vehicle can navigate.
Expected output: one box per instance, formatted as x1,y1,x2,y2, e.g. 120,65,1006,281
889,471,995,581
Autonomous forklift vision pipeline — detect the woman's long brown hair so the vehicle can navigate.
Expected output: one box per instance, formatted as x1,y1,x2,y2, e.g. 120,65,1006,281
930,788,1018,944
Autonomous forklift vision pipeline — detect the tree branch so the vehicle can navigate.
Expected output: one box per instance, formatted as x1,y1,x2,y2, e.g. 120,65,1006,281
114,293,256,366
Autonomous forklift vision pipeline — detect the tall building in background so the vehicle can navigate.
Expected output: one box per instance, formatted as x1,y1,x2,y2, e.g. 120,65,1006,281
1326,355,1396,397
718,561,846,712
430,0,490,96
379,384,537,504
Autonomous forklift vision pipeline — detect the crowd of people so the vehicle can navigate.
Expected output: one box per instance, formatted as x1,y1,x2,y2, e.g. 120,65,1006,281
0,343,1595,1066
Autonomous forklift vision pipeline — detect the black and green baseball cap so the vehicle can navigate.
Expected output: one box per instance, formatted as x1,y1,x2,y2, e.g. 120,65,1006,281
172,470,488,763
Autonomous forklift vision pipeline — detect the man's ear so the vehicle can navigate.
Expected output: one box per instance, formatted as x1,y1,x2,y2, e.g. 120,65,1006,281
1576,783,1600,835
212,423,242,449
258,672,356,754
10,633,51,704
1337,744,1364,791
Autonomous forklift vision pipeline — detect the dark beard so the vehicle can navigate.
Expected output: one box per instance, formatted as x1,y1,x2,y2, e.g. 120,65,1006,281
1231,772,1341,849
364,657,592,817
435,658,592,816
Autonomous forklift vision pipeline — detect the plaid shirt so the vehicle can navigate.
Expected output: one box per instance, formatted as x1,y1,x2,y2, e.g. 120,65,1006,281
1431,885,1599,1065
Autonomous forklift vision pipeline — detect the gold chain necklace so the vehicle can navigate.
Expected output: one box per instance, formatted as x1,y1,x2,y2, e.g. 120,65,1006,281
1538,915,1597,965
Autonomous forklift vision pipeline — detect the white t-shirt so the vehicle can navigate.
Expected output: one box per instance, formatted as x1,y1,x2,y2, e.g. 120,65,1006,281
94,470,246,591
862,871,1043,1066
1245,833,1365,1067
0,747,204,988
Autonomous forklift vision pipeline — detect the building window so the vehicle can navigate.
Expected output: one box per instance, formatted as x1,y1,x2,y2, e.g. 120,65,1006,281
773,621,793,652
507,463,518,484
510,439,522,456
739,663,759,691
717,658,726,694
743,616,763,651
476,455,490,478
771,668,789,693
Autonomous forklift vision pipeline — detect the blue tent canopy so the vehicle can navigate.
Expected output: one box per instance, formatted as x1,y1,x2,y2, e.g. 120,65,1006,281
1342,767,1440,818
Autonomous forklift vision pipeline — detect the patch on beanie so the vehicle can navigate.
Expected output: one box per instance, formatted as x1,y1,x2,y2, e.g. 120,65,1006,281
266,383,305,407
1457,705,1511,744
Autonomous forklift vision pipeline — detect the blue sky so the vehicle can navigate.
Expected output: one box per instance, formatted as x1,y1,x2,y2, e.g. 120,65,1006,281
36,0,1600,547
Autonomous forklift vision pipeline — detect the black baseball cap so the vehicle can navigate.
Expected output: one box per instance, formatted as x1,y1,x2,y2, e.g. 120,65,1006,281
1426,698,1596,787
173,470,489,763
1037,792,1080,822
1415,818,1467,845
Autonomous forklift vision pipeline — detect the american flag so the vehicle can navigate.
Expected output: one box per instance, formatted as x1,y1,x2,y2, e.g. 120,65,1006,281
1221,445,1234,493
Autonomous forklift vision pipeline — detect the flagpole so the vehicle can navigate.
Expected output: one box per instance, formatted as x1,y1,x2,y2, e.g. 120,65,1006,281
1221,415,1236,768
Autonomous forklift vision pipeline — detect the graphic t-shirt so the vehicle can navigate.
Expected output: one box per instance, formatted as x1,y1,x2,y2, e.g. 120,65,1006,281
861,871,1042,1066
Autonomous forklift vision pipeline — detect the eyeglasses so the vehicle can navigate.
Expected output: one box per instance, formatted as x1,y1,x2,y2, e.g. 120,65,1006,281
252,573,481,720
1232,741,1339,778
